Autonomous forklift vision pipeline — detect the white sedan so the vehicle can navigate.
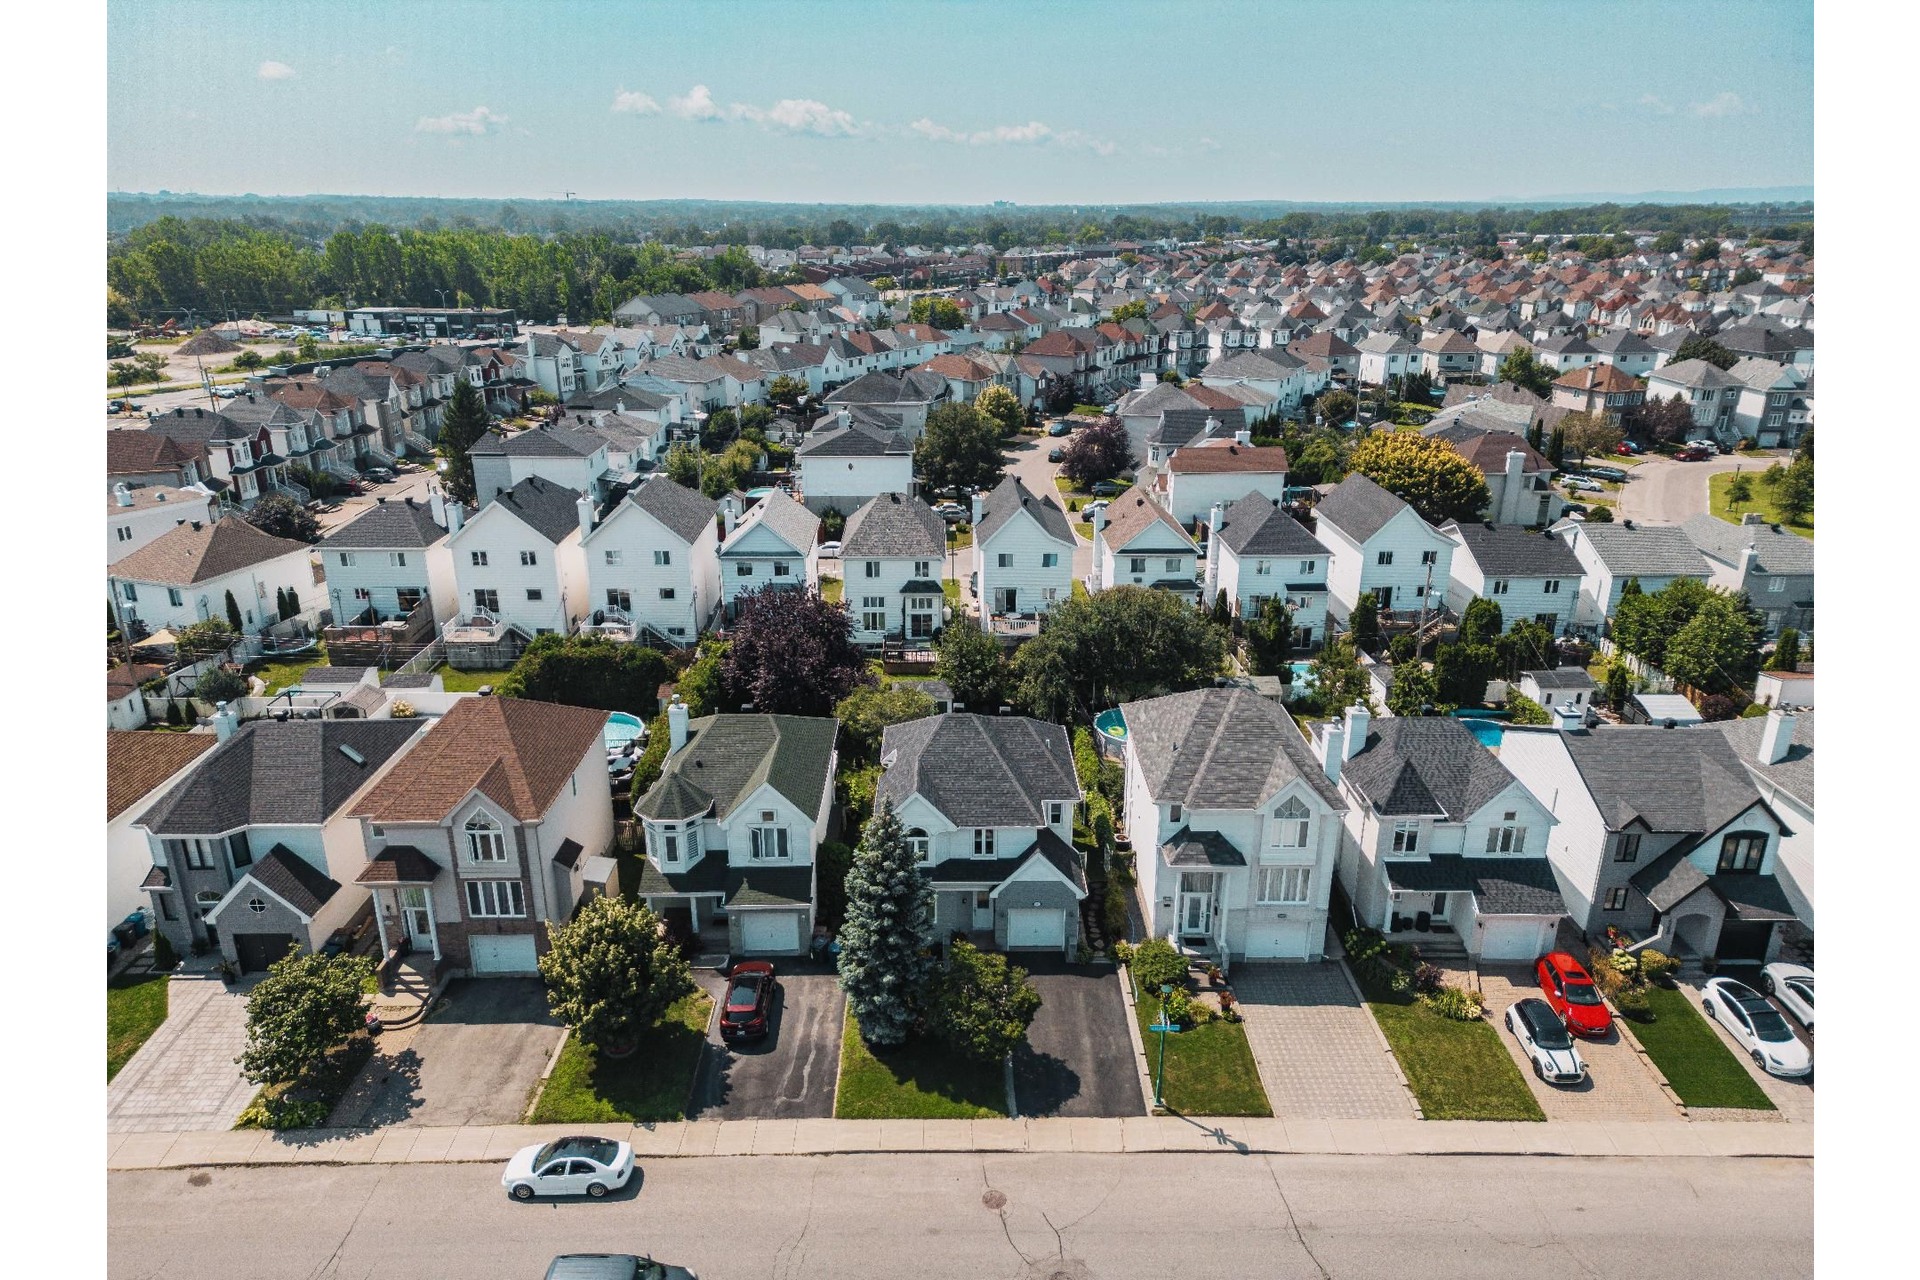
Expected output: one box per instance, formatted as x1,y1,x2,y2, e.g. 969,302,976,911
1701,977,1812,1077
1760,963,1814,1030
503,1135,635,1200
1504,996,1587,1085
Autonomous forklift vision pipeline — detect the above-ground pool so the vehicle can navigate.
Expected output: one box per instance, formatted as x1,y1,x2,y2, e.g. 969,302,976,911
1452,708,1510,749
1093,707,1128,746
604,711,646,753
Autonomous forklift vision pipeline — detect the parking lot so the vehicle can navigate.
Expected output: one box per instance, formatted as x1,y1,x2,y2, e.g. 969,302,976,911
1010,957,1144,1117
687,966,845,1120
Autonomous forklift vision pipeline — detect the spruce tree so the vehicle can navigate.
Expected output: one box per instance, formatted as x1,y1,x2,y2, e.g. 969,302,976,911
836,796,934,1048
438,377,491,506
224,589,244,632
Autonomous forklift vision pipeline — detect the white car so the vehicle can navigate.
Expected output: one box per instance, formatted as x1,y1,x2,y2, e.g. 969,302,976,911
817,540,842,559
1701,977,1812,1077
1561,476,1604,493
1504,997,1588,1085
1760,963,1813,1030
503,1135,635,1200
1684,438,1721,455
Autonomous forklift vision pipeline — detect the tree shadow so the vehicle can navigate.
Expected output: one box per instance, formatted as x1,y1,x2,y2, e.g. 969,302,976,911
1010,1044,1082,1117
327,1044,426,1127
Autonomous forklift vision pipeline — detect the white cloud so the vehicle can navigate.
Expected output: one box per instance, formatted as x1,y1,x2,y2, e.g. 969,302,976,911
1690,91,1755,118
910,117,1115,155
257,60,295,81
1638,93,1674,114
668,84,727,122
611,89,661,115
750,98,863,137
414,106,508,136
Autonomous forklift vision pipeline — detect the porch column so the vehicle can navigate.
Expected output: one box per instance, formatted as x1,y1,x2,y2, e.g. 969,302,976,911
425,887,442,962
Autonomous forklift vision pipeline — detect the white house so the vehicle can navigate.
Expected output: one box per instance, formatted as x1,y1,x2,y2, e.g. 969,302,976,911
1708,709,1814,927
320,495,458,627
973,475,1075,627
1549,519,1711,633
1644,359,1743,444
1090,488,1200,603
1120,688,1350,967
839,492,949,648
1356,332,1421,386
109,515,320,639
1313,474,1455,621
469,423,614,508
794,418,915,517
578,476,721,646
1441,520,1587,637
1316,710,1567,962
108,484,217,565
718,489,821,621
349,697,617,976
632,704,840,957
877,713,1086,956
1204,494,1331,648
1159,438,1290,528
446,475,592,645
108,730,217,930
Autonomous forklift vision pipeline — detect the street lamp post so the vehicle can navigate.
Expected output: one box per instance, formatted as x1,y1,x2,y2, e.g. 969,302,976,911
1149,981,1181,1110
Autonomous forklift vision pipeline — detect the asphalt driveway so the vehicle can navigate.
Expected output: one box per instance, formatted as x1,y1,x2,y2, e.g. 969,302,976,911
689,966,844,1119
1011,957,1144,1117
329,978,563,1128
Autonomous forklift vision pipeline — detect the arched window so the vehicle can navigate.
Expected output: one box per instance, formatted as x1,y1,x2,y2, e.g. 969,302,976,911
195,889,224,918
905,828,931,863
1270,797,1311,848
465,811,506,862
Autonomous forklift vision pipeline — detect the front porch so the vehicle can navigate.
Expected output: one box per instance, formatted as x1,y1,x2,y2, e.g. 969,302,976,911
1378,856,1569,963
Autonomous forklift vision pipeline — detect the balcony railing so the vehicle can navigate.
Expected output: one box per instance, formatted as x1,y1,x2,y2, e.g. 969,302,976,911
442,611,508,644
575,609,638,642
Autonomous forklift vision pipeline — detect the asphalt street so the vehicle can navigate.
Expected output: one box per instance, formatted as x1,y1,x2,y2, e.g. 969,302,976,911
1610,450,1781,525
108,1151,1812,1280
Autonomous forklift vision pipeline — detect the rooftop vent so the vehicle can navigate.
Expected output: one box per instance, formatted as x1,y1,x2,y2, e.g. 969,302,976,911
339,744,367,766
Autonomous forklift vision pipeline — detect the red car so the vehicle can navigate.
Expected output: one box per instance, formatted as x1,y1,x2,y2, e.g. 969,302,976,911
1673,446,1710,461
1535,951,1612,1037
719,961,776,1042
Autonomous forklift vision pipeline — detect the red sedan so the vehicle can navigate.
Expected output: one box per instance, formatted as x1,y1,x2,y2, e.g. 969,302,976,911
1673,446,1710,461
719,961,777,1043
1535,951,1612,1037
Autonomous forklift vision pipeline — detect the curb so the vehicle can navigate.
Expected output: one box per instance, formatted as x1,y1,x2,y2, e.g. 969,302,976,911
1604,997,1690,1116
1115,964,1159,1114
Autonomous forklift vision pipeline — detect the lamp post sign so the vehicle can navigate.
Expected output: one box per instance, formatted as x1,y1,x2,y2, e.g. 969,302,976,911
1147,982,1181,1108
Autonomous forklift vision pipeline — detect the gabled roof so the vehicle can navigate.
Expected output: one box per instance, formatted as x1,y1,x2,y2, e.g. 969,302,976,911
823,370,944,405
244,845,341,918
1680,514,1814,577
139,720,423,835
1561,725,1766,833
976,475,1073,545
625,476,719,544
1121,687,1346,811
1555,521,1710,579
1427,427,1552,476
322,497,447,550
1313,473,1413,543
841,492,946,559
1099,488,1194,551
720,489,819,555
487,475,584,545
1708,711,1813,808
109,515,311,586
1167,441,1289,475
1342,717,1523,820
635,714,838,822
107,430,200,475
1552,363,1644,394
1213,493,1326,557
1443,521,1586,578
351,697,609,824
107,730,218,820
470,423,605,458
1649,358,1742,390
878,714,1078,828
796,421,911,458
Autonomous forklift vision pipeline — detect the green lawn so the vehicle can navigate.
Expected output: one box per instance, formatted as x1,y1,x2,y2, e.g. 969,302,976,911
942,578,961,610
1073,521,1095,541
947,528,974,550
820,577,844,604
1129,985,1272,1117
436,667,512,693
251,657,323,695
108,973,169,1081
1627,984,1776,1110
1355,972,1544,1121
835,1013,1007,1119
1709,471,1813,538
528,992,714,1123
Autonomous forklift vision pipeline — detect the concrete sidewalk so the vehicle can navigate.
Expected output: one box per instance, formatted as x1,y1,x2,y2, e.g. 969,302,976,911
106,1114,1812,1171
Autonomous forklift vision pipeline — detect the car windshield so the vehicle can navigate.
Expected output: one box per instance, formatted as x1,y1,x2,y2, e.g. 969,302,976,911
1562,980,1602,1006
723,1004,760,1024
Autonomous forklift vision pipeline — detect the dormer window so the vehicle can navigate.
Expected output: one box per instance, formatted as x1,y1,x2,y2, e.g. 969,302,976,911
465,812,506,862
1271,797,1311,848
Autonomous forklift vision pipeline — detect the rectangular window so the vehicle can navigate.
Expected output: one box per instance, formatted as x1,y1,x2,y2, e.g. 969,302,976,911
1421,550,1438,565
914,561,932,578
180,839,213,870
662,833,679,864
736,563,754,576
338,552,356,567
227,831,251,869
1258,866,1312,905
864,561,880,578
604,550,623,566
168,588,184,607
654,549,672,566
750,826,792,861
1047,801,1065,827
1543,580,1561,594
473,589,499,613
1604,887,1629,911
117,526,132,542
520,550,537,567
1717,832,1766,873
352,587,371,602
1129,556,1146,574
1767,578,1785,593
862,610,886,631
606,589,631,612
471,551,488,566
464,879,525,918
1042,552,1060,568
391,552,407,567
526,588,543,601
1165,557,1181,572
1376,551,1394,566
1484,814,1528,853
1391,821,1420,853
1168,803,1183,824
121,582,137,601
1615,833,1641,863
659,587,676,599
1299,560,1317,575
973,829,996,858
1491,580,1509,596
997,553,1013,568
773,562,791,577
1254,561,1271,576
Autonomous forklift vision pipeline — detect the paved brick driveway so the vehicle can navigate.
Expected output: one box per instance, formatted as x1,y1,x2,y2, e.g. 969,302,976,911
1682,978,1815,1123
107,973,258,1134
1476,966,1680,1122
1232,962,1413,1120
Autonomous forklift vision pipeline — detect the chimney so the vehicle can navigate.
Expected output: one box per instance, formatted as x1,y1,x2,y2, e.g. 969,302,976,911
1554,701,1584,732
576,494,596,538
212,701,238,743
1235,427,1252,446
1203,501,1225,603
971,489,986,529
1138,370,1156,390
1343,703,1370,762
446,501,465,535
1759,707,1796,765
429,490,447,527
667,695,690,754
1741,511,1767,526
1320,718,1346,784
1204,415,1221,439
114,483,134,508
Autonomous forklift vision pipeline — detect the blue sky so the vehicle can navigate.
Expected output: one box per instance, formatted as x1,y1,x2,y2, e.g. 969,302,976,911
108,0,1812,204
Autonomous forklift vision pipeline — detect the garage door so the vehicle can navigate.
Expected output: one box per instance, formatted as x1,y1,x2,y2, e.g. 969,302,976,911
1716,921,1774,964
469,934,540,975
1006,908,1065,950
1479,918,1549,962
234,932,297,974
740,912,801,955
1244,919,1313,959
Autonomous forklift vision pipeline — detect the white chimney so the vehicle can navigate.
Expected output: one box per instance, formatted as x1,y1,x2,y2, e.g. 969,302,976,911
1138,370,1156,390
1235,428,1252,446
1343,703,1370,761
576,494,596,538
1203,501,1226,604
1320,719,1346,784
667,695,690,754
429,490,447,528
212,701,238,743
114,483,134,508
445,501,465,536
1759,707,1796,765
1554,701,1584,732
971,489,986,529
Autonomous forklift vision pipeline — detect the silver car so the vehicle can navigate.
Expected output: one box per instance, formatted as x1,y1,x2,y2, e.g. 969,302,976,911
1505,997,1587,1084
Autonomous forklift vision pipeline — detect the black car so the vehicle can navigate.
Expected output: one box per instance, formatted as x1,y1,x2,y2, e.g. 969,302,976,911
544,1255,696,1280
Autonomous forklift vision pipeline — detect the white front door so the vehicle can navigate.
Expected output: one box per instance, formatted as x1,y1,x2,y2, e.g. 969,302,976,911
971,891,994,931
1179,873,1214,936
401,887,432,948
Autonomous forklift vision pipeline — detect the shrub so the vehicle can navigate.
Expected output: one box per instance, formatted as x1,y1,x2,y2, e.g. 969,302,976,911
195,667,248,703
1102,879,1129,944
151,933,179,972
1127,937,1189,993
1410,961,1445,996
1155,985,1196,1029
1613,983,1652,1018
1111,940,1135,968
1343,926,1392,982
1637,948,1676,984
1422,985,1484,1021
1387,969,1413,995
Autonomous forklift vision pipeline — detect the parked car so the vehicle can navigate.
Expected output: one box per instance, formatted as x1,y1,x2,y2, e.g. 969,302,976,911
931,501,968,522
1701,976,1812,1077
1684,438,1721,455
1562,476,1604,493
1048,420,1073,437
1561,503,1589,516
1760,963,1814,1030
816,540,842,559
1582,465,1629,482
1047,447,1065,463
1535,951,1612,1038
1505,997,1588,1084
1615,440,1645,455
544,1254,696,1280
720,960,777,1043
502,1135,635,1200
1673,447,1711,462
361,467,394,484
1089,480,1122,496
1082,499,1109,521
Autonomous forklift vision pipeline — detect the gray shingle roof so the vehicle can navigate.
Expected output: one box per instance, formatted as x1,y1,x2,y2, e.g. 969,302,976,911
1679,514,1814,577
1214,494,1327,557
634,715,838,822
1383,855,1566,915
1443,522,1586,578
1314,473,1412,543
1561,725,1766,833
1121,688,1346,812
490,475,585,544
1650,358,1742,390
1160,827,1247,868
1341,717,1518,820
136,720,423,835
322,498,447,550
727,865,814,907
471,424,605,459
878,714,1078,828
1556,522,1710,579
247,844,341,917
975,476,1073,546
1707,710,1812,808
628,476,718,543
797,421,911,458
721,489,820,556
841,493,946,559
1522,668,1596,692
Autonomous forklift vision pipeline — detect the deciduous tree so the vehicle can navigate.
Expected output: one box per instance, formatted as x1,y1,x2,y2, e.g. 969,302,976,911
1495,344,1555,398
237,950,376,1088
933,620,1008,710
721,585,873,716
926,940,1042,1063
1348,431,1491,525
834,684,936,763
245,494,321,544
538,897,693,1054
1310,636,1374,714
973,385,1026,440
914,403,1006,495
496,634,672,715
1631,393,1695,444
1385,662,1438,716
1672,334,1737,370
1059,417,1133,486
1009,586,1227,721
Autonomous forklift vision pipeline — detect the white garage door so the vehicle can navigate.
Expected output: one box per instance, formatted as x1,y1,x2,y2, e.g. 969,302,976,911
1244,918,1314,959
740,911,801,955
1006,908,1065,950
469,933,540,974
1479,918,1549,962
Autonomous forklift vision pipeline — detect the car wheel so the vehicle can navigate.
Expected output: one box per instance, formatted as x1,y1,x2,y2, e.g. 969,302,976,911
587,1182,608,1199
511,1184,534,1201
1751,1051,1767,1072
1702,999,1716,1020
1533,1061,1545,1081
1760,973,1774,995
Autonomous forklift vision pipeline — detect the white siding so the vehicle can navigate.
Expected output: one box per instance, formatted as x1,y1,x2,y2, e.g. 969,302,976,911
1163,469,1288,527
582,501,721,641
1322,507,1454,617
797,454,914,510
325,540,458,625
448,505,587,636
976,508,1073,617
112,550,319,636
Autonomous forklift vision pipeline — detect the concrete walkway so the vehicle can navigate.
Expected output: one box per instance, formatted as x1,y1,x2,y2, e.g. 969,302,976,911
105,1114,1813,1171
107,971,258,1134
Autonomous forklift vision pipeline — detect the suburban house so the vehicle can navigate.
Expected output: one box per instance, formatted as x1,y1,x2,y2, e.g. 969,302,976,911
577,476,721,646
1418,430,1562,527
108,429,206,495
137,715,427,974
718,489,821,621
632,702,839,958
1204,493,1330,647
1315,710,1567,963
107,663,164,731
1680,513,1814,640
469,423,614,507
973,475,1075,627
1497,721,1801,967
1550,519,1711,633
878,713,1085,957
1549,363,1646,423
1077,480,1193,595
839,493,949,649
108,730,218,930
445,475,591,656
1159,438,1290,528
1516,668,1598,717
793,418,915,516
348,697,616,976
1726,357,1808,448
1416,329,1480,380
821,370,949,438
1440,521,1587,637
1313,473,1455,622
1644,359,1743,443
1587,328,1659,378
108,484,218,565
320,495,458,628
1707,709,1814,928
1355,332,1421,386
109,515,319,639
1119,688,1349,967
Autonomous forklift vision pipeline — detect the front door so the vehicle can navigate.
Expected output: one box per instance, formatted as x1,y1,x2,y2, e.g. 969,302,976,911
971,890,993,931
994,587,1018,614
1430,893,1450,924
401,887,433,948
1179,873,1214,937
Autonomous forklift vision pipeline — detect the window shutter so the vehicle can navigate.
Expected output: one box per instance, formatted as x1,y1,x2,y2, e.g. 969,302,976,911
750,828,762,860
